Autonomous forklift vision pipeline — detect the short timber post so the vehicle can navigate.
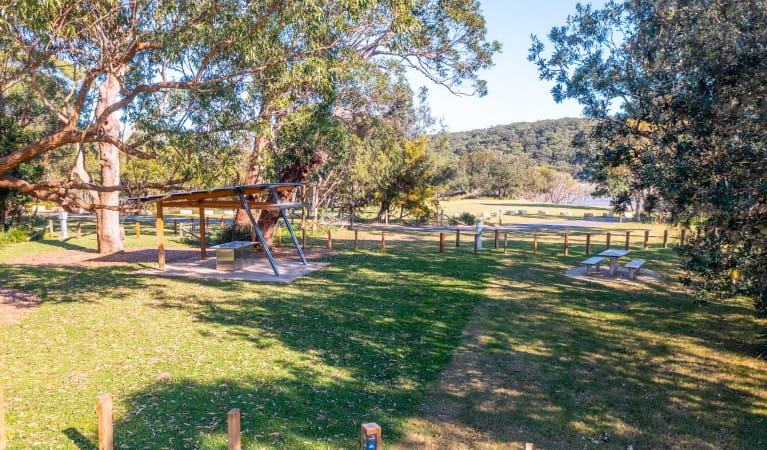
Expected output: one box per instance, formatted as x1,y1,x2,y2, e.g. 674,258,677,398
455,229,460,247
135,221,140,239
606,232,611,249
663,229,668,248
220,216,224,227
354,230,359,250
504,233,508,255
199,208,207,260
533,234,538,254
498,209,502,225
585,233,591,255
625,231,630,250
228,409,241,450
76,221,82,238
97,394,113,450
474,234,479,254
643,230,649,250
680,228,686,246
439,232,445,253
361,423,382,450
1,383,6,450
157,202,165,271
173,219,178,234
564,233,569,256
302,229,307,249
494,229,499,248
277,227,282,248
381,231,385,252
525,444,536,450
327,229,332,250
47,219,54,235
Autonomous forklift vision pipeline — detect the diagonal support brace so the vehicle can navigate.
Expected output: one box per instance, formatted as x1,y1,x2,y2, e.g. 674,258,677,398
236,188,280,277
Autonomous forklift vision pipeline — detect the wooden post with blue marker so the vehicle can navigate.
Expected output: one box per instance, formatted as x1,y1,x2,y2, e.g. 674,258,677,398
361,423,381,450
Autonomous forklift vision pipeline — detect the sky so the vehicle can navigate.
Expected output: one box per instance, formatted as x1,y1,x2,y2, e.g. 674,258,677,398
410,0,606,133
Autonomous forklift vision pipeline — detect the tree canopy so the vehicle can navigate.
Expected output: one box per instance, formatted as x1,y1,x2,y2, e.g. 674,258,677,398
530,0,767,310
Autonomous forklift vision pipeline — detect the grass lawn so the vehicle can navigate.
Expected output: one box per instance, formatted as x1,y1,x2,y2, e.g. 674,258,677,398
1,223,766,448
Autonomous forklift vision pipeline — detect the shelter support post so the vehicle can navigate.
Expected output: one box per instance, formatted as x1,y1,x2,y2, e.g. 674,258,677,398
236,188,280,276
199,207,207,260
157,202,165,271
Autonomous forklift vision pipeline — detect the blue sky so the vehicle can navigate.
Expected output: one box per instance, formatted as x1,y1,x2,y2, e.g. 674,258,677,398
410,0,605,132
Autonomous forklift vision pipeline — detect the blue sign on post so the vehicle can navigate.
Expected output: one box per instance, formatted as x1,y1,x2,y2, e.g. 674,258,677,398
361,422,381,450
364,434,377,450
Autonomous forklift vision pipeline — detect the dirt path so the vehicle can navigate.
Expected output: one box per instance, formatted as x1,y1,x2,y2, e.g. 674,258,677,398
0,287,41,326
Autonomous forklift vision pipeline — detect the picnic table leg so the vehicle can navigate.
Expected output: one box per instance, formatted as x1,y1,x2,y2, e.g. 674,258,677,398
609,257,618,276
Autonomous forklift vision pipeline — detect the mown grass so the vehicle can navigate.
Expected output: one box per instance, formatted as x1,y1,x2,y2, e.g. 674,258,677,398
2,220,765,449
0,230,497,448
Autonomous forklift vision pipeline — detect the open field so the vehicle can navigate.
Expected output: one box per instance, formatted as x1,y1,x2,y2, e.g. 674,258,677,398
1,215,765,449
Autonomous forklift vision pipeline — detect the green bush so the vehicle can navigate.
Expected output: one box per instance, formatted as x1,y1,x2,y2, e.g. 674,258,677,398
0,227,31,246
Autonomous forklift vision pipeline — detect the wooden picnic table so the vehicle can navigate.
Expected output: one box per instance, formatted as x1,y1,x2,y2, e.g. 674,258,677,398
598,249,631,276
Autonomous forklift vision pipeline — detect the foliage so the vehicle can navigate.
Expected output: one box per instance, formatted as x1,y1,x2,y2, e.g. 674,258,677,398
530,0,767,311
439,118,593,177
0,227,29,245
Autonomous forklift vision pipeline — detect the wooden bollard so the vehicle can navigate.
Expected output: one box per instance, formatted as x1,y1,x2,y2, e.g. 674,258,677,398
327,229,332,250
381,231,385,252
220,216,225,227
135,221,141,238
302,229,306,249
455,229,460,247
494,229,499,248
173,219,178,234
625,231,630,250
439,232,445,253
1,383,6,450
585,233,591,254
663,229,668,248
97,394,113,450
606,232,611,249
361,423,382,450
680,228,686,245
228,408,241,450
474,234,478,254
503,232,508,255
47,219,53,235
525,444,536,450
354,230,359,250
76,221,82,238
564,233,569,256
277,228,282,248
498,209,502,225
643,230,649,250
533,234,538,254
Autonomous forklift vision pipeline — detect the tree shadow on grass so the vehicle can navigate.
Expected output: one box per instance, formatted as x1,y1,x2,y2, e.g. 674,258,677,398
408,243,767,449
2,246,501,448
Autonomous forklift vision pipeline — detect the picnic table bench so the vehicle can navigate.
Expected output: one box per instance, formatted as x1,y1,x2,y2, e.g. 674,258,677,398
582,256,606,275
624,259,646,280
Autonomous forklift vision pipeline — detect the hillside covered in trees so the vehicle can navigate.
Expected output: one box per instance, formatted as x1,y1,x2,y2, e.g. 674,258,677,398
439,118,593,176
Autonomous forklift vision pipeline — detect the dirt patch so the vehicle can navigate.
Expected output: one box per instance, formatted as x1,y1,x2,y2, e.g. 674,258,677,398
4,247,334,268
0,287,41,326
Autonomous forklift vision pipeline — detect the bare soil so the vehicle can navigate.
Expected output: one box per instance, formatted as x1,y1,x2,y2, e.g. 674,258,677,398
0,287,41,326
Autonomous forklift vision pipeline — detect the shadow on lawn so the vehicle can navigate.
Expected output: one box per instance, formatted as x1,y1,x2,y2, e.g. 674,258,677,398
412,241,767,448
2,246,501,448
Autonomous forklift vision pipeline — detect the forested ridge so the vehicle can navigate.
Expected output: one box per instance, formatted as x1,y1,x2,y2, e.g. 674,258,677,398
437,117,593,176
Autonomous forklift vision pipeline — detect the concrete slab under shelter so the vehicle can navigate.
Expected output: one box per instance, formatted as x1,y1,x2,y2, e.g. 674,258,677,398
135,258,327,282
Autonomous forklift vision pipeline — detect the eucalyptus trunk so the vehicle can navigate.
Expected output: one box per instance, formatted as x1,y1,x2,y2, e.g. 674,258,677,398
234,134,270,228
94,72,123,254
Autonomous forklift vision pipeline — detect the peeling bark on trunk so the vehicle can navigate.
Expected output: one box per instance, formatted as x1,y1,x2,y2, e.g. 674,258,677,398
95,72,124,254
256,161,312,245
234,134,270,228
